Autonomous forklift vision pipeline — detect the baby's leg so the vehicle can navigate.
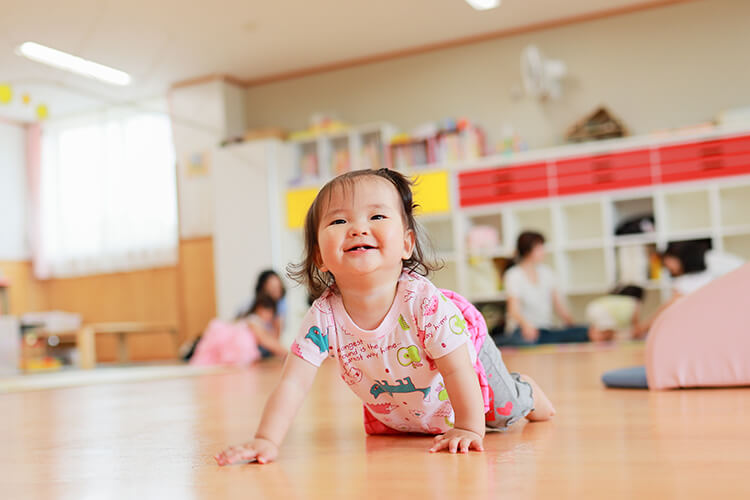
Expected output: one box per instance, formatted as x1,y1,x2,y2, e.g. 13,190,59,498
479,339,537,429
520,375,555,421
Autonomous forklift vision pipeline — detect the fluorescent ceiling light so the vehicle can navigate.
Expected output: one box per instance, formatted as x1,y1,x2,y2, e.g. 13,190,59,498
17,41,132,86
465,0,501,10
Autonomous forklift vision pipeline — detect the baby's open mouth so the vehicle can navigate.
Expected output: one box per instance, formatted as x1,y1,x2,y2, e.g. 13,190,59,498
346,245,376,252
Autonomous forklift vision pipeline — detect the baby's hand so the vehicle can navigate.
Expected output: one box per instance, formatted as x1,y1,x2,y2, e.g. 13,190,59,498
429,428,484,454
214,437,278,466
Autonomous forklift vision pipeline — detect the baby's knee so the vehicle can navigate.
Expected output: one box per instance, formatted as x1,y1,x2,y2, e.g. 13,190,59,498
486,373,535,429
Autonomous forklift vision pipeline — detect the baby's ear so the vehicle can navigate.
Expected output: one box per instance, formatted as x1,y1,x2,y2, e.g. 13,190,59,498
402,228,416,260
314,250,329,273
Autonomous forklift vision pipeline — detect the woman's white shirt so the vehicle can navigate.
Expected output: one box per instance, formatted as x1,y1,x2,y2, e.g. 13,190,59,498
504,264,558,331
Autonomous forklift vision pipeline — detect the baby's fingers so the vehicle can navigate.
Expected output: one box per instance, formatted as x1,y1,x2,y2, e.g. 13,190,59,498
459,438,471,454
448,437,461,453
459,437,484,453
429,437,449,453
470,438,484,452
215,445,257,466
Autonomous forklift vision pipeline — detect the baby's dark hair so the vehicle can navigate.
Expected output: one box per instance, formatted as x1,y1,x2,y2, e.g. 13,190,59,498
235,293,277,320
287,168,439,298
251,293,277,315
611,284,645,301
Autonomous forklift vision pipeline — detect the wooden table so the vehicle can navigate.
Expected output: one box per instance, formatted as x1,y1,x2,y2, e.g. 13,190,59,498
76,322,179,369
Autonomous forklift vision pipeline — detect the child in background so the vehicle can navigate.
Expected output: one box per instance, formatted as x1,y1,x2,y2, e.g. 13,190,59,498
235,269,288,344
190,294,287,367
585,285,645,342
635,240,744,336
663,241,744,297
216,169,555,465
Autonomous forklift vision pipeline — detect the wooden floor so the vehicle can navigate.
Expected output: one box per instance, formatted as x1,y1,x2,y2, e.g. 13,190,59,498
2,343,749,499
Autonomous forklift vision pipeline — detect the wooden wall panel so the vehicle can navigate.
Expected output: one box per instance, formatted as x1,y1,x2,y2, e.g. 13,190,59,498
0,238,217,363
0,261,48,315
40,266,180,361
177,237,217,343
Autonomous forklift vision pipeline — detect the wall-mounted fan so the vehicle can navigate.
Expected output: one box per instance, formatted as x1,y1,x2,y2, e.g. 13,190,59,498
520,45,567,100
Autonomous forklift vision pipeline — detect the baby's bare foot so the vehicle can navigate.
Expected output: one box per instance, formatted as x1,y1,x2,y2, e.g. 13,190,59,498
521,375,556,421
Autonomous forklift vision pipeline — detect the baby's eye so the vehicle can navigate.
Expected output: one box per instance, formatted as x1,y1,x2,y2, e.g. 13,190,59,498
371,214,386,220
330,219,346,225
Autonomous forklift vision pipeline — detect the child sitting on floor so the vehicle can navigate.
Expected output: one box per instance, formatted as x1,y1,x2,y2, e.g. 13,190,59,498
190,294,287,367
216,168,555,466
585,285,645,342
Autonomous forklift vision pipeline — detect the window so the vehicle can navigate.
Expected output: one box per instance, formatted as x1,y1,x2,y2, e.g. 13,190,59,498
34,106,178,278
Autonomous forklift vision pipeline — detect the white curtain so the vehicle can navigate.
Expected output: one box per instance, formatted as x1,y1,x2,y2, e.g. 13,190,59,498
32,106,178,279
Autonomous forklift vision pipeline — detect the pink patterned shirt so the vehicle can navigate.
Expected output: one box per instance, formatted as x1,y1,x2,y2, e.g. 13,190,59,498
292,271,477,434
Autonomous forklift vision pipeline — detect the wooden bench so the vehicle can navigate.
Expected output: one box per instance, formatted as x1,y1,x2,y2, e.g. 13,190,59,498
76,322,179,369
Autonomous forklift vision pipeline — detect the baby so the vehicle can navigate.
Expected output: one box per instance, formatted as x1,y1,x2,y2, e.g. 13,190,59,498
216,168,554,465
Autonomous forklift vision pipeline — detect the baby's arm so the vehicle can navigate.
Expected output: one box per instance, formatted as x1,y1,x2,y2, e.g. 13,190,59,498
246,316,288,357
215,354,318,465
552,290,575,326
430,344,485,454
507,295,538,341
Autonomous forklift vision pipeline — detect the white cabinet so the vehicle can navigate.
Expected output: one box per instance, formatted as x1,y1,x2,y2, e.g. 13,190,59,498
211,140,284,320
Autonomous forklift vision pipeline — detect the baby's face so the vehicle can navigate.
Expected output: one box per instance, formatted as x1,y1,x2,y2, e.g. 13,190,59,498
255,307,274,323
316,177,414,282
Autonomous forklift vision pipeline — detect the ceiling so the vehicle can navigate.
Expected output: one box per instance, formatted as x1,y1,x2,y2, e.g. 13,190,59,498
0,0,679,123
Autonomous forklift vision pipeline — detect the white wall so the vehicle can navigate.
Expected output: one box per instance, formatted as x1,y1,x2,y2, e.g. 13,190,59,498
244,0,750,149
170,80,247,238
0,121,28,260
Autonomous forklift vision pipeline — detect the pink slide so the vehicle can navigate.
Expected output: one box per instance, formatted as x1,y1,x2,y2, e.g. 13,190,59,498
645,263,750,389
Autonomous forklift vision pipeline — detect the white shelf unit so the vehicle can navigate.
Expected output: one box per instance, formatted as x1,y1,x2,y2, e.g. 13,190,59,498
446,175,750,320
279,126,750,327
288,123,397,185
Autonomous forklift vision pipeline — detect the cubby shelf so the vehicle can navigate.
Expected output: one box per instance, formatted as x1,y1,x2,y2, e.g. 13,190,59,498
280,127,750,325
614,234,657,246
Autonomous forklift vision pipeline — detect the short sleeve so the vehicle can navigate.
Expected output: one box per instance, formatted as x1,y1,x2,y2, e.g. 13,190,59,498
417,289,471,360
290,298,334,367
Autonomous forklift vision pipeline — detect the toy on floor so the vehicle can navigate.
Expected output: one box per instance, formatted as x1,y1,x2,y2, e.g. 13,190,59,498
602,263,750,389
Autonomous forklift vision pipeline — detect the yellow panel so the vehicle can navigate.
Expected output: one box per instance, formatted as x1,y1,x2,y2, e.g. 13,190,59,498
411,170,451,215
286,187,320,229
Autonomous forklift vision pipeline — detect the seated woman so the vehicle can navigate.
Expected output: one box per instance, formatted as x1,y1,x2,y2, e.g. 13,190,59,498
498,231,589,346
190,295,287,367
